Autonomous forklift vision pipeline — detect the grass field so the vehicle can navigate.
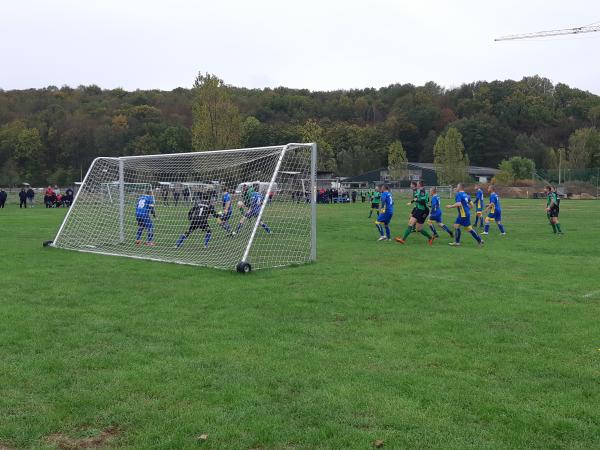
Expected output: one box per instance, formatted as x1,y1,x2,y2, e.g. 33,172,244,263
1,199,599,449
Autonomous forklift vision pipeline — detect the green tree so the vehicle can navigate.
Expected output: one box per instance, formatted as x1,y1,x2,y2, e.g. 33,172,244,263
588,106,600,128
514,133,550,168
494,160,515,184
159,126,191,154
568,127,600,168
0,159,20,186
191,72,241,150
126,134,161,156
300,119,336,171
496,156,535,184
241,116,270,148
387,140,407,181
433,127,469,185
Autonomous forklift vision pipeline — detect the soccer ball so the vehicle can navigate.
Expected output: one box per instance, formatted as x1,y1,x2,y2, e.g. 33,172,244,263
237,201,244,208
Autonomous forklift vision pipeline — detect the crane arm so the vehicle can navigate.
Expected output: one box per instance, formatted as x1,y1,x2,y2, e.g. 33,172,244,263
495,25,600,41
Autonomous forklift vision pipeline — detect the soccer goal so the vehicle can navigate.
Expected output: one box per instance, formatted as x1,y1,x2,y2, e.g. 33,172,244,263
48,143,317,272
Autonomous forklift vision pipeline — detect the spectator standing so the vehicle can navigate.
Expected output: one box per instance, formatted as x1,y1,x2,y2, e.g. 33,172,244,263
0,188,7,208
65,187,74,207
173,189,180,206
19,188,27,208
351,190,357,203
44,186,55,208
26,187,35,207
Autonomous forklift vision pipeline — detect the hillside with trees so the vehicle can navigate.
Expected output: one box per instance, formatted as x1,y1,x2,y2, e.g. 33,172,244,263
1,73,600,185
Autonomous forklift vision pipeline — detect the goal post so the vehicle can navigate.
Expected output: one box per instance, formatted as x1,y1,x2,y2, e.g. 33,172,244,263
49,143,317,272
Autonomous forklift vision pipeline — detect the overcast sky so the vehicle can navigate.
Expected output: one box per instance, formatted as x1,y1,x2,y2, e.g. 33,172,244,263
1,0,599,93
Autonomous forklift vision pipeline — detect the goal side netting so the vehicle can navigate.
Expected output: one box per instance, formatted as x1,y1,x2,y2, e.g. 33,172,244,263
50,143,317,271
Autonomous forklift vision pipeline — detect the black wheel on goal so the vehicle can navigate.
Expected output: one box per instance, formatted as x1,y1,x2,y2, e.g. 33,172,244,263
42,240,54,247
236,262,252,273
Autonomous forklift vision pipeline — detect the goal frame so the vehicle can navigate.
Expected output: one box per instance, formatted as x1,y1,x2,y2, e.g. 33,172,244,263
50,143,318,271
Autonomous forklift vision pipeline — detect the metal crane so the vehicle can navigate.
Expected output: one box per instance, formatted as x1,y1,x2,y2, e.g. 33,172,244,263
495,24,600,41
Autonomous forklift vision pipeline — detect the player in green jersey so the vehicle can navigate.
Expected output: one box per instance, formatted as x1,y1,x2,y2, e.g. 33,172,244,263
368,188,381,218
395,180,435,245
544,185,563,234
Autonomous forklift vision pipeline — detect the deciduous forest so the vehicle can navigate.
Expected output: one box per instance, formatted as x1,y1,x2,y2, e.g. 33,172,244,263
1,74,600,185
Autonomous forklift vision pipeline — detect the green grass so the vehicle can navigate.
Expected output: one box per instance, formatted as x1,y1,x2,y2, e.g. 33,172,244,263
1,199,599,449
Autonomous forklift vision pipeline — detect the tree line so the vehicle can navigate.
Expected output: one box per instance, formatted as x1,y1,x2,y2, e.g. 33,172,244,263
1,73,600,186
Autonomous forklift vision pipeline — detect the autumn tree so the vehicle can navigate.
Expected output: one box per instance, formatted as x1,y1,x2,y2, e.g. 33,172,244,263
568,127,600,168
300,119,336,171
192,72,241,150
387,140,407,181
433,127,469,185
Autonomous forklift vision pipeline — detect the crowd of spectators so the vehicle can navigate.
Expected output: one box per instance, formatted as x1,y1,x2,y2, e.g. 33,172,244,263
43,186,74,208
317,188,376,204
0,185,75,209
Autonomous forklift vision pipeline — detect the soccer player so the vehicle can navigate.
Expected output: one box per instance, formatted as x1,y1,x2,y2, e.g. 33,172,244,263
473,184,485,228
175,195,219,249
482,185,505,235
240,184,255,211
135,190,156,246
545,185,563,234
428,187,453,238
233,186,271,235
404,181,418,232
219,187,233,234
395,180,435,245
368,188,381,218
375,185,394,241
446,183,484,247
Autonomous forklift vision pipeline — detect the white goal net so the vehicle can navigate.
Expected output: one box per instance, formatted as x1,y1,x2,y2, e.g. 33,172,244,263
50,143,317,272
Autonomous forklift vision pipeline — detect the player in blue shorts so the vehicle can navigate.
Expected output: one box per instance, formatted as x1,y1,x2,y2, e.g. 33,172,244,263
482,185,506,235
218,187,233,234
233,186,271,235
446,183,484,247
473,184,485,228
375,184,393,241
427,187,453,238
135,190,156,246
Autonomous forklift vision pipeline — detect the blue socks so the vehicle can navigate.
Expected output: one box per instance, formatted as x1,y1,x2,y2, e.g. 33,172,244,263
455,228,461,243
204,231,211,247
429,224,438,237
385,226,390,239
261,223,271,234
376,223,383,236
498,223,505,233
470,229,482,243
176,234,187,247
441,224,453,236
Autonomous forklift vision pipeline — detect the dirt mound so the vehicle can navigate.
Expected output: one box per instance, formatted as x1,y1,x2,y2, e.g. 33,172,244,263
45,427,120,450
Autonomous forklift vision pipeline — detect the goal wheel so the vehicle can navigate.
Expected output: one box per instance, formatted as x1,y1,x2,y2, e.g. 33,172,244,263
236,262,252,273
42,240,53,247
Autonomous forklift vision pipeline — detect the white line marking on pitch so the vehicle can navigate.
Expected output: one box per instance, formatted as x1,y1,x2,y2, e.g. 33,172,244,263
582,290,600,298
